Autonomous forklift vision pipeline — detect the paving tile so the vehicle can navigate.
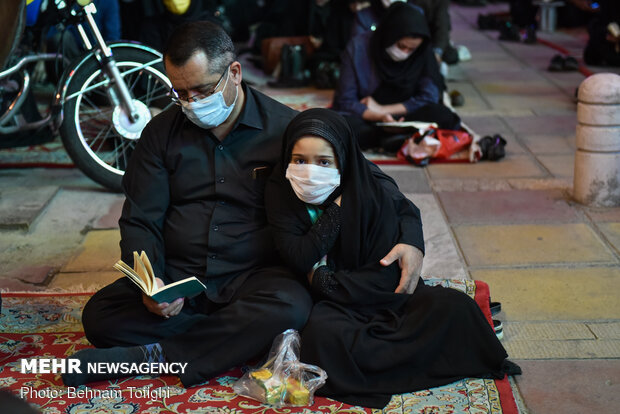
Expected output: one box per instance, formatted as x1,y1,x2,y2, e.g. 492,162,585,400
472,267,620,320
507,177,573,191
0,278,45,292
486,94,575,112
0,186,58,229
404,194,467,279
537,154,575,178
503,322,595,341
584,207,620,222
432,178,515,192
445,81,489,111
460,115,512,135
597,223,620,254
61,230,121,273
588,322,620,340
505,339,620,359
0,169,97,189
48,271,121,291
93,197,124,229
437,190,578,224
455,224,615,266
2,265,55,284
427,156,546,180
460,116,528,155
502,114,576,136
477,82,558,96
514,360,620,414
519,134,575,154
380,166,431,193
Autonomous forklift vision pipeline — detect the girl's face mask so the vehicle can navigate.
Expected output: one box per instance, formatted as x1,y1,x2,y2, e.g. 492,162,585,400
285,164,341,205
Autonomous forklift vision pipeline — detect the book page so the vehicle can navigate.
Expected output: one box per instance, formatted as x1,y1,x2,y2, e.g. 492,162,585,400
133,251,153,295
113,260,148,294
139,251,155,294
376,121,437,129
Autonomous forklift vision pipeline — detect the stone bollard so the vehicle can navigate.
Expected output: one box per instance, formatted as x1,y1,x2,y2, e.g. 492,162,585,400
574,73,620,207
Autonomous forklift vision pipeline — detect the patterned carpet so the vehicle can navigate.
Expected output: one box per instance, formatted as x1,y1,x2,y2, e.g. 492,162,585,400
0,280,518,413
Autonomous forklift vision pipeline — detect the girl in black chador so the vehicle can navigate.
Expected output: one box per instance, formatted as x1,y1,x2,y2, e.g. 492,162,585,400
265,108,520,409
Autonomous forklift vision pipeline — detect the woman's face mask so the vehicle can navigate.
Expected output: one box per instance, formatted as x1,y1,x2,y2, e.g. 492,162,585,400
286,137,340,205
385,36,423,62
180,67,238,129
385,44,412,61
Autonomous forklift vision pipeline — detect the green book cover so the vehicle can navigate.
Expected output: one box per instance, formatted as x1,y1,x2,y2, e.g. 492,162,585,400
150,277,207,304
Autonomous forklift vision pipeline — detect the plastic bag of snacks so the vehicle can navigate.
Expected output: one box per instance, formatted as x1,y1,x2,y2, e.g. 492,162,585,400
233,329,327,407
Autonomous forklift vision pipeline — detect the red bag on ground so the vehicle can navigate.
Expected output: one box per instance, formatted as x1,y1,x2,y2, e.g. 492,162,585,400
398,128,474,166
433,129,473,160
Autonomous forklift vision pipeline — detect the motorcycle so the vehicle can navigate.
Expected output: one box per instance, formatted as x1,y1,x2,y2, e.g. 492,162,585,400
0,0,173,191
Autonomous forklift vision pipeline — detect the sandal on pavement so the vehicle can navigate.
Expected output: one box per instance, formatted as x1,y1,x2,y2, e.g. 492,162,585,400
493,319,504,340
548,54,565,71
563,56,579,71
490,301,502,315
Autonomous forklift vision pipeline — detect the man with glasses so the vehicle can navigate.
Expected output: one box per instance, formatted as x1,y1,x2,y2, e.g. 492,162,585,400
63,20,425,388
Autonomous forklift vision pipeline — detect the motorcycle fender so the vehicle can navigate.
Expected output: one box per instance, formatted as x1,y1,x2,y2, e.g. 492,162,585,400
51,42,164,131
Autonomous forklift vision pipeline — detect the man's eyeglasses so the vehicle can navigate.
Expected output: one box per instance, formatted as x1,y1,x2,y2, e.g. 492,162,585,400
169,65,230,105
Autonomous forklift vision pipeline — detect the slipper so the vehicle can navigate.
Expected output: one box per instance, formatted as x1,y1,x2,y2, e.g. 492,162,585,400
456,45,472,62
548,54,565,72
450,90,465,107
493,319,504,340
563,56,579,71
490,301,502,315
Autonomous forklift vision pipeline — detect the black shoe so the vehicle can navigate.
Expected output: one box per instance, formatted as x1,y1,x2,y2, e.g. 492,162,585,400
450,90,465,107
524,25,537,44
548,54,565,71
477,14,494,30
490,301,502,315
563,56,579,71
499,23,521,42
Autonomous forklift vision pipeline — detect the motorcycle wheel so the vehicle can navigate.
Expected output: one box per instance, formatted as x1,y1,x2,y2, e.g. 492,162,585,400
59,45,172,192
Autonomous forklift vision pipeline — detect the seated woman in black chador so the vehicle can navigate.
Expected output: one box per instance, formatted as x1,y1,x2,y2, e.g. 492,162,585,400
332,2,460,151
265,108,519,409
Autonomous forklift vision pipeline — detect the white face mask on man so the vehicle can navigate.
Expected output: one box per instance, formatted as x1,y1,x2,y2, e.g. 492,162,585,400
285,163,340,205
181,68,238,129
385,43,413,62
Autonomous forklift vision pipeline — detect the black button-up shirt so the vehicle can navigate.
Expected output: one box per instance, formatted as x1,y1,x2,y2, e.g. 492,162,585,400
119,84,424,302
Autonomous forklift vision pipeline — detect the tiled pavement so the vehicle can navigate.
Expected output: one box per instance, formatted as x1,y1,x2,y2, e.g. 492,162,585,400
1,3,620,413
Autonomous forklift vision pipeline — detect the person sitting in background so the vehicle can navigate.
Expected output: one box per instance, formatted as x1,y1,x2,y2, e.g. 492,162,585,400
584,0,620,66
265,108,519,409
332,2,460,151
411,0,460,64
353,0,460,64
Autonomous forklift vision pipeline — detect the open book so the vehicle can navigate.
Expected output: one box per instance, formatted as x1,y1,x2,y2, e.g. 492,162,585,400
375,121,438,129
113,251,207,304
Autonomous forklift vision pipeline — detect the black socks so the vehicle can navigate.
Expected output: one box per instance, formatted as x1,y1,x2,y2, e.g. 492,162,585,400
61,343,165,386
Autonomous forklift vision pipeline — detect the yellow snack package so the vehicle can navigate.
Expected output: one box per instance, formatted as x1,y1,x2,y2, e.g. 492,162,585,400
233,329,327,407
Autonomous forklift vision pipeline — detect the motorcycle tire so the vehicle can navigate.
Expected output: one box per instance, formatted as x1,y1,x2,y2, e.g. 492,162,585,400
59,45,172,192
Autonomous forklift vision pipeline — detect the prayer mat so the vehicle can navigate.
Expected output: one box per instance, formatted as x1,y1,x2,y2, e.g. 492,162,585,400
0,281,519,413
